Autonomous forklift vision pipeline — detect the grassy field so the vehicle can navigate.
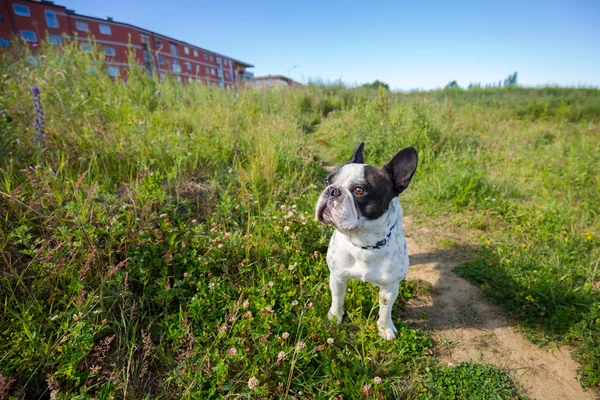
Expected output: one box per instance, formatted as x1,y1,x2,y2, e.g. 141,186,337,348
0,42,598,399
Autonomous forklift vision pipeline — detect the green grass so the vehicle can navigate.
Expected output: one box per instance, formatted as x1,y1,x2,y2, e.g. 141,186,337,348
1,40,597,398
315,84,600,388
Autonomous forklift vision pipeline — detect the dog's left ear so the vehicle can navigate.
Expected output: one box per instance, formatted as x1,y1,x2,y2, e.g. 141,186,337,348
383,147,418,194
349,142,365,164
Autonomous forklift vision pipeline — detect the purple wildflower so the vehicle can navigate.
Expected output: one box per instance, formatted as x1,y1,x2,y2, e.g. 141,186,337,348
30,85,45,142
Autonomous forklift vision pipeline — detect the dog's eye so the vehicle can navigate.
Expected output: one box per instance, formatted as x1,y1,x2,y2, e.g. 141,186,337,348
353,187,365,196
324,179,330,187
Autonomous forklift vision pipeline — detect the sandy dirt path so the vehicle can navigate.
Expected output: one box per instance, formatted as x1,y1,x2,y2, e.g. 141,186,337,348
402,217,597,400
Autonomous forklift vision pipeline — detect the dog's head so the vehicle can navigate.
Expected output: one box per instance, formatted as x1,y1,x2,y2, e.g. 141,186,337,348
315,142,418,232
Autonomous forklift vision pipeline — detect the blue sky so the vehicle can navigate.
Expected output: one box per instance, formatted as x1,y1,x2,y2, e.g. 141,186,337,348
59,0,600,90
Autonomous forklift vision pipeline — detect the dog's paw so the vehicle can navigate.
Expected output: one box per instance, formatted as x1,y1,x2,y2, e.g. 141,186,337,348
328,309,344,325
378,321,397,340
379,327,397,340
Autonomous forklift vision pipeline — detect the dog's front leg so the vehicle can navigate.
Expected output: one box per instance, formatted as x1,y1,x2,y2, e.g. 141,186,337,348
377,284,399,340
328,274,347,324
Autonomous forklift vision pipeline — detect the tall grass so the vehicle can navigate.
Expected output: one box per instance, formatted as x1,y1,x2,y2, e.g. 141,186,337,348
1,39,596,398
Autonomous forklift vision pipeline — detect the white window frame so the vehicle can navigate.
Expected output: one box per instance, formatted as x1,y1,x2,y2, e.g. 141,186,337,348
13,4,30,17
155,38,162,48
211,68,216,75
170,42,178,56
108,66,120,77
193,49,198,57
172,59,181,73
81,43,93,53
209,55,214,61
76,21,89,32
99,24,112,35
104,46,116,57
45,10,59,28
158,55,165,65
205,66,210,74
185,61,191,70
0,38,10,48
48,34,62,45
204,53,208,60
184,46,189,55
20,30,37,43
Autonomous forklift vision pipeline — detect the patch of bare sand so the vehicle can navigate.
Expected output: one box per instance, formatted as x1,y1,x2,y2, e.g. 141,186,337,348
402,217,597,400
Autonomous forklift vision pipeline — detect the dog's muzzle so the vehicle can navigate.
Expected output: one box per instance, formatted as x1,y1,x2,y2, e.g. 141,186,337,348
315,185,360,231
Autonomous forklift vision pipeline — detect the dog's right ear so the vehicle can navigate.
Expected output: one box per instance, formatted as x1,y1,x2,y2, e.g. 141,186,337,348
349,142,365,164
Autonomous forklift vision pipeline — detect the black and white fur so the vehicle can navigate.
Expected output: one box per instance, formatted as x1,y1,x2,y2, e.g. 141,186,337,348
315,142,418,340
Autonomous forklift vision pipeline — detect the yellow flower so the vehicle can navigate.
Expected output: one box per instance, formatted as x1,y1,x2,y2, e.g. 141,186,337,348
554,236,559,240
506,259,511,263
525,295,534,302
561,230,567,235
533,270,537,273
564,237,569,242
521,243,526,248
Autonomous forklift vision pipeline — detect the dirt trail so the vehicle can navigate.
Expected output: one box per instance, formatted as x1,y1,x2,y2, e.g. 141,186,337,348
402,217,596,400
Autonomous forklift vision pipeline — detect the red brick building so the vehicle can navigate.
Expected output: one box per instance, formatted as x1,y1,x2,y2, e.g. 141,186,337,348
0,0,254,86
255,75,302,88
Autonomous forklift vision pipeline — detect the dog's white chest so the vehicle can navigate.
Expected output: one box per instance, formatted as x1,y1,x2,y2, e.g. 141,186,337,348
326,214,409,287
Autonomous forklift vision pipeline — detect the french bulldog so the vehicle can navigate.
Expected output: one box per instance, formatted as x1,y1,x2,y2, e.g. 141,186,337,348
315,142,418,340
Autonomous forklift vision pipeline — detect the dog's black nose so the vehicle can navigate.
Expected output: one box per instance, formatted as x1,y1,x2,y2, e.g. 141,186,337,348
326,186,341,198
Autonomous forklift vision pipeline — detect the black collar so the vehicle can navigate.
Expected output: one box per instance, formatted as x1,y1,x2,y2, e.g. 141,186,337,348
353,219,398,250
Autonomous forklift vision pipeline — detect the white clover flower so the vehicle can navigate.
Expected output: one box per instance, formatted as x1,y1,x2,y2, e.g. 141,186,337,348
248,376,259,389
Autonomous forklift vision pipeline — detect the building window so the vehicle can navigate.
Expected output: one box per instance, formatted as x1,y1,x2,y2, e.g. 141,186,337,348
0,38,9,48
13,4,30,17
76,21,89,32
48,34,62,45
193,49,198,57
209,55,214,61
155,38,162,48
172,59,181,73
0,12,3,21
158,55,164,65
205,66,210,74
99,24,112,35
196,64,200,73
104,46,116,57
204,53,208,60
185,61,191,70
45,10,59,28
211,68,216,75
225,72,229,78
184,46,189,55
108,66,120,77
20,30,37,43
81,43,93,53
170,42,178,56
